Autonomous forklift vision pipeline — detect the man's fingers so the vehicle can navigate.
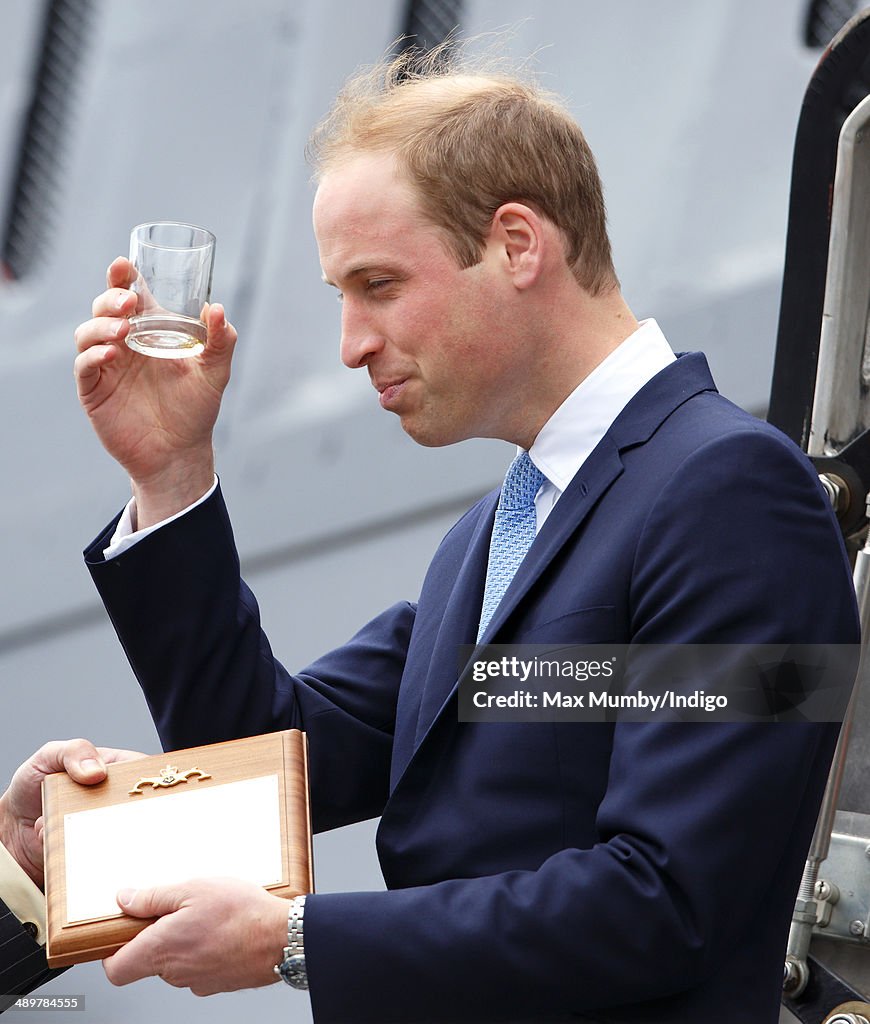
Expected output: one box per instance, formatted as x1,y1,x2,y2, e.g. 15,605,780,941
75,315,129,354
102,948,142,987
106,256,136,290
97,747,147,767
90,288,136,320
103,930,162,988
74,346,118,398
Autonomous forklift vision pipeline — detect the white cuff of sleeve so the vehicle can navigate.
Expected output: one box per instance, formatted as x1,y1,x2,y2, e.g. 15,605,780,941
0,841,46,945
103,476,219,560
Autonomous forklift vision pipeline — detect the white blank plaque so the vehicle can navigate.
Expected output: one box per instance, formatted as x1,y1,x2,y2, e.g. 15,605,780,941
63,773,283,923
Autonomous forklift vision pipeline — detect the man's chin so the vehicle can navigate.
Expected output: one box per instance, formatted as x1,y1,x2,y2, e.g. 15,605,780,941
399,416,465,449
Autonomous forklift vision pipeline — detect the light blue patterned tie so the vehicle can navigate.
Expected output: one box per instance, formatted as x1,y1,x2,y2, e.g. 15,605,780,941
477,452,545,642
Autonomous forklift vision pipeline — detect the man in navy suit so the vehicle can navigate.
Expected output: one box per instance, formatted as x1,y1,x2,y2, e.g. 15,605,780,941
0,739,139,1011
74,50,859,1023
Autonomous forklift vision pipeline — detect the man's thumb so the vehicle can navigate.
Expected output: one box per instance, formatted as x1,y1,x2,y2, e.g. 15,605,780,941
204,302,236,357
117,886,181,919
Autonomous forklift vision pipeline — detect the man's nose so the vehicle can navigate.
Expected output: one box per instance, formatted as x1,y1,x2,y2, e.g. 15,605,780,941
340,301,384,368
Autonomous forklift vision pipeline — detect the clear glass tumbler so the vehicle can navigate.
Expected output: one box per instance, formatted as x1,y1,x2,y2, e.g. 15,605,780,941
126,221,216,359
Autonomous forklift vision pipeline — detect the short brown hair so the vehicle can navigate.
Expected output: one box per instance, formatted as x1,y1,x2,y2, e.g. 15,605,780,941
308,47,618,294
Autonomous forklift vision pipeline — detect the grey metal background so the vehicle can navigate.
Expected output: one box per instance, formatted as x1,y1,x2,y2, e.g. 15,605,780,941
0,0,848,1020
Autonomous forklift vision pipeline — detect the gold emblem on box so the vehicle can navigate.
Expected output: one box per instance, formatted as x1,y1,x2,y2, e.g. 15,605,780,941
128,765,212,795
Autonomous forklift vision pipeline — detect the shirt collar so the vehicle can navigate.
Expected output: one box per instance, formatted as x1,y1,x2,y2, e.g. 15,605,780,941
527,319,675,494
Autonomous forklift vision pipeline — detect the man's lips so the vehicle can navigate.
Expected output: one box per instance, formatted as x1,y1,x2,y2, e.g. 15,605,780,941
375,378,408,410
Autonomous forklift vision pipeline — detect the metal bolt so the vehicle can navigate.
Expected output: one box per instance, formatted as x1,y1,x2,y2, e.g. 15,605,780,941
783,957,809,996
850,919,865,936
820,473,849,514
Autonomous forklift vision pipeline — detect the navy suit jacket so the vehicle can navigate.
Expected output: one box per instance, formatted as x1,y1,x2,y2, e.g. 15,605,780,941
0,901,53,1012
85,354,859,1023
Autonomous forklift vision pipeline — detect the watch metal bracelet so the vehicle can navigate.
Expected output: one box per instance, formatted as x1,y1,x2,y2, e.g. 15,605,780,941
274,894,308,990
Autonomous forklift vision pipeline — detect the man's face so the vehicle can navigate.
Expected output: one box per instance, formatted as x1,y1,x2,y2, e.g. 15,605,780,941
313,152,526,447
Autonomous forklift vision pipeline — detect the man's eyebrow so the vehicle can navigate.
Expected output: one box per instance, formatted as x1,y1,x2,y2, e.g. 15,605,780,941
321,264,390,288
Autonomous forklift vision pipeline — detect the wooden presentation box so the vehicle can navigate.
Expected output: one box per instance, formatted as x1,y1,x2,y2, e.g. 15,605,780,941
42,729,312,968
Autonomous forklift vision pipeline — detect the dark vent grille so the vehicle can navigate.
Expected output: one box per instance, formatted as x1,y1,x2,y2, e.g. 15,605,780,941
399,0,463,54
805,0,862,47
1,0,96,281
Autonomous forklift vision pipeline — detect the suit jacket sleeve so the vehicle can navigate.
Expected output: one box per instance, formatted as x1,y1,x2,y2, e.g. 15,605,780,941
84,486,416,832
0,901,54,1013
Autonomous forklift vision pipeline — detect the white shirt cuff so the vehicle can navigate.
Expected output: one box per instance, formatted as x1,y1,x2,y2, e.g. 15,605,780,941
0,841,46,945
103,476,219,559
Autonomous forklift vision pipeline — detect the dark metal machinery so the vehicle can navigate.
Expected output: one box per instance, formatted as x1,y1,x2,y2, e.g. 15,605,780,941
773,9,870,1023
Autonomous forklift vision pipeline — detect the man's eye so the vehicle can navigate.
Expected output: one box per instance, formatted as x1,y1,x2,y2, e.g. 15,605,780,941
367,279,392,291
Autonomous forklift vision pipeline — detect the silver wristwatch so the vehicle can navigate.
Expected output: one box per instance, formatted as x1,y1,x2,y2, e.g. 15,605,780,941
274,895,308,990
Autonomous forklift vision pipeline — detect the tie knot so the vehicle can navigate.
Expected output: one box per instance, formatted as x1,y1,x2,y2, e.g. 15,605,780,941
499,452,544,511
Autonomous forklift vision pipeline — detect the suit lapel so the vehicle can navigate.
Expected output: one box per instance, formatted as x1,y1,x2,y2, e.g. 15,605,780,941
409,491,497,748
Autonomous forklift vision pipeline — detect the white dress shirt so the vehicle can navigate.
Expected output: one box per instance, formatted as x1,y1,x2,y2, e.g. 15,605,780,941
529,318,675,529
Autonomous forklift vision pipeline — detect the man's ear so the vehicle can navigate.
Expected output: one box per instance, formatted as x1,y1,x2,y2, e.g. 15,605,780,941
489,203,544,289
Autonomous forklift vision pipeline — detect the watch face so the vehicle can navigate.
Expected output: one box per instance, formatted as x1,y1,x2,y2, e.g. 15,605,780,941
279,954,308,990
